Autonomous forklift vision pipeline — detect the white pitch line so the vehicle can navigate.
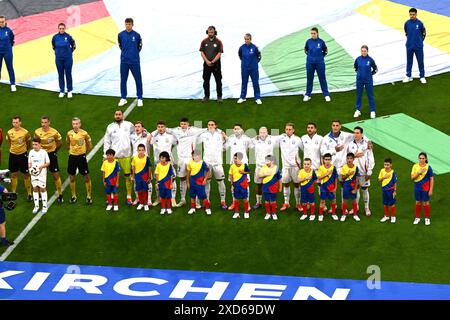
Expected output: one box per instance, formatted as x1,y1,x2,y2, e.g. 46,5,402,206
0,99,138,261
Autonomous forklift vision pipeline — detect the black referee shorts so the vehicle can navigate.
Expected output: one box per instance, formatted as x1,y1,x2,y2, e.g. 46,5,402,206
67,154,89,176
8,152,29,174
48,151,60,173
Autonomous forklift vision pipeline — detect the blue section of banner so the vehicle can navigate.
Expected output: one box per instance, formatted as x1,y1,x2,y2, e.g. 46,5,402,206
1,261,450,300
389,0,450,17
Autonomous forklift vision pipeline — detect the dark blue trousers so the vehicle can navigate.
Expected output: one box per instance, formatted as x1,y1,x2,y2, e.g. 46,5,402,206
240,67,260,99
406,48,425,78
306,61,329,96
55,58,73,92
120,62,143,99
355,80,375,112
0,51,15,85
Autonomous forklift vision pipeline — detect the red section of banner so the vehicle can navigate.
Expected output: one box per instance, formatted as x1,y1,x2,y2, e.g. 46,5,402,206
8,1,110,45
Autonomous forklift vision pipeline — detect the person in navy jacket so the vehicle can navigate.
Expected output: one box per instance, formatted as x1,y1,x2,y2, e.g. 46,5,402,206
303,27,330,102
237,33,262,105
52,23,76,98
118,18,143,107
0,15,16,92
353,45,378,119
403,8,426,84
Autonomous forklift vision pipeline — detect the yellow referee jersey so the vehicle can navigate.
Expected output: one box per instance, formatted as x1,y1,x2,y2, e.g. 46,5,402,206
35,127,62,153
66,129,92,156
7,127,31,155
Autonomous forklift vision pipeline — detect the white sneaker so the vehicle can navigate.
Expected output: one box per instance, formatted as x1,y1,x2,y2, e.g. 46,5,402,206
106,204,113,211
176,200,186,207
353,110,361,118
32,206,40,214
390,216,396,224
318,215,324,222
402,76,413,83
160,209,166,215
425,218,430,226
58,92,65,98
237,98,246,104
11,85,17,92
365,208,372,216
255,99,262,105
303,95,311,102
331,214,338,221
188,208,196,215
205,208,212,215
380,216,390,223
67,91,73,98
299,214,308,221
309,215,316,221
340,215,347,222
41,207,48,214
420,77,427,84
353,215,361,222
144,205,149,211
152,199,161,206
264,214,271,220
272,214,278,220
166,208,173,215
244,212,250,219
118,98,127,107
413,218,420,225
233,213,240,219
370,112,376,119
171,199,177,207
137,99,144,107
113,205,119,211
325,96,331,102
136,204,144,211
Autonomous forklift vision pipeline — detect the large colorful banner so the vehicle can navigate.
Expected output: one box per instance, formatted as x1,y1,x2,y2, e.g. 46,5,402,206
1,0,449,98
1,261,450,300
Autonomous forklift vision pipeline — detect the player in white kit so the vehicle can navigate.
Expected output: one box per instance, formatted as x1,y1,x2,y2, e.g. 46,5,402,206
28,137,50,214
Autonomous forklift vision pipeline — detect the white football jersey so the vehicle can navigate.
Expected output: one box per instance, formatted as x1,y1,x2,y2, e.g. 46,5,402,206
198,130,225,166
151,132,177,163
103,121,135,159
131,130,151,157
250,136,277,167
300,133,323,170
28,149,50,176
320,131,354,169
225,134,252,164
167,126,207,160
346,137,375,176
272,134,302,168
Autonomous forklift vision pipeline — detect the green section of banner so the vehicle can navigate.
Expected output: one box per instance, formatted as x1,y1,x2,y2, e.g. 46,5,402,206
261,25,355,93
343,113,450,175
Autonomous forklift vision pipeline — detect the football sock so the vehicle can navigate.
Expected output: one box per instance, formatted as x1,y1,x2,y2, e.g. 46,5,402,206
85,180,92,199
384,205,389,217
310,203,315,215
41,191,48,208
70,181,76,198
55,177,63,196
283,186,290,204
294,188,301,206
218,180,226,202
24,177,32,196
125,175,132,198
33,191,39,207
11,176,18,193
424,204,430,218
362,189,370,209
180,180,187,202
391,205,396,217
415,204,421,218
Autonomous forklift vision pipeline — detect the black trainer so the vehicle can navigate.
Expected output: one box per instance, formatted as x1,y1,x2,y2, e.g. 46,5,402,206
70,197,77,204
86,198,93,205
27,195,33,202
1,239,14,246
202,96,209,103
57,195,64,204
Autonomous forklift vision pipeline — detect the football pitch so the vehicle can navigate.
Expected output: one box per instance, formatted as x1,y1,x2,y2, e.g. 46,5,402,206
1,72,449,286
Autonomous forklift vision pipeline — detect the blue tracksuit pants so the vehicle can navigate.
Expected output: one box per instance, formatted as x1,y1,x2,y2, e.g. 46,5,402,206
406,48,425,78
0,51,15,85
306,61,329,96
120,62,143,99
56,58,73,92
355,80,375,112
240,67,260,99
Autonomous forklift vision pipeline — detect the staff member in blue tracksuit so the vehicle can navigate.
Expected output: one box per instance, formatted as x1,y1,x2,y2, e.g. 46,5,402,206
118,18,143,107
52,23,76,99
403,8,426,84
0,15,16,92
237,33,262,105
303,27,330,103
353,45,378,119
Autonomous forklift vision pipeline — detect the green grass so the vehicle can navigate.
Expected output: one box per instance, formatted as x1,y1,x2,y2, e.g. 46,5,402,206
1,72,449,285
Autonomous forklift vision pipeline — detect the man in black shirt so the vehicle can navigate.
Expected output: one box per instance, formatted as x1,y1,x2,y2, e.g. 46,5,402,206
199,26,224,103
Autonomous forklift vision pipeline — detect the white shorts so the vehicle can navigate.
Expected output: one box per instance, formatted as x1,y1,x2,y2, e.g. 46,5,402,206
254,166,263,184
359,176,371,188
207,164,225,180
31,175,47,189
281,167,299,184
176,158,190,178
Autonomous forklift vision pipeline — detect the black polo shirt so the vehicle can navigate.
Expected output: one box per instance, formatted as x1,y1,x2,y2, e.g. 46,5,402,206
199,36,224,61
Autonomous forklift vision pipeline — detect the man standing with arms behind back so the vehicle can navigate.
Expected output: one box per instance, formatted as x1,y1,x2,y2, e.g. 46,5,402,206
118,18,144,107
200,26,224,103
403,8,427,84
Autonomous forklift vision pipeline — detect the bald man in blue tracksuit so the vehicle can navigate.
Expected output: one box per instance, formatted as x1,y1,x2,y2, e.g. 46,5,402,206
0,16,16,91
303,27,330,102
354,45,378,119
403,7,426,83
118,18,143,107
238,33,262,104
52,23,76,97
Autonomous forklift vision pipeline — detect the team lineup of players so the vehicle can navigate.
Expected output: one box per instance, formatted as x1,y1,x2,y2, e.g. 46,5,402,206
0,113,435,226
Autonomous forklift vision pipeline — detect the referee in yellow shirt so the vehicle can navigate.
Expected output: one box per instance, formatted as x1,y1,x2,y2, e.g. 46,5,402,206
35,116,64,203
6,116,32,200
66,117,93,204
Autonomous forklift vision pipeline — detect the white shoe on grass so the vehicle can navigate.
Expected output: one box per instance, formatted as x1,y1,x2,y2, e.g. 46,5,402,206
113,205,119,211
67,91,73,98
340,215,347,222
233,213,240,219
160,209,166,215
325,96,331,102
255,99,262,105
166,208,172,215
370,112,376,119
136,204,144,211
420,77,427,84
11,85,17,92
413,218,420,225
41,207,48,214
244,212,250,219
118,99,127,107
353,110,361,118
353,215,361,222
144,205,149,211
272,214,278,220
331,214,338,221
264,214,271,220
403,77,413,83
390,216,396,223
237,98,246,104
318,215,324,222
303,95,311,102
205,208,212,215
380,216,390,223
188,208,196,215
309,215,316,221
299,214,308,221
106,204,112,211
425,218,430,226
137,99,144,107
32,206,40,214
58,92,65,98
